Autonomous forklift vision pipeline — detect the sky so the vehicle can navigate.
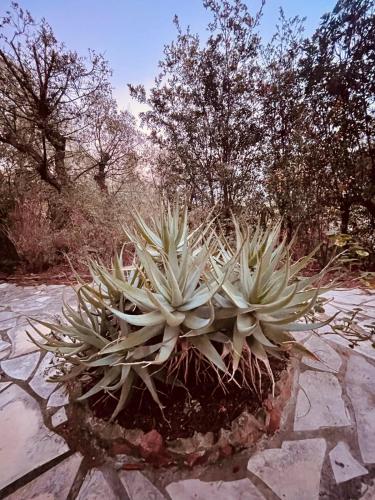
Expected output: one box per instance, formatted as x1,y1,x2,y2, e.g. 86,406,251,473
3,0,336,116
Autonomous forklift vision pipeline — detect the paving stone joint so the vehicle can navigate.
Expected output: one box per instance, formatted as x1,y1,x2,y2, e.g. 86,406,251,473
0,283,374,499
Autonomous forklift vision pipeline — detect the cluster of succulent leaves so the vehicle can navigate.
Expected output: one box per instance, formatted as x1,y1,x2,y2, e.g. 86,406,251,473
29,205,334,421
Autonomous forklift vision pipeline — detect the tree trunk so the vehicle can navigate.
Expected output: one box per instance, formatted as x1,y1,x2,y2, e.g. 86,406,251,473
94,161,108,193
286,216,294,243
340,200,351,234
53,137,71,189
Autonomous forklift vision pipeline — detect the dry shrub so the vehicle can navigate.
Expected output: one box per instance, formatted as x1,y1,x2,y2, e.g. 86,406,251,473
7,179,160,273
7,193,59,272
61,180,161,267
57,186,125,266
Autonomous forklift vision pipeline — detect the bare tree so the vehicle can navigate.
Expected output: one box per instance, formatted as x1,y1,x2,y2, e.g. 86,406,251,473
0,3,111,192
76,96,139,192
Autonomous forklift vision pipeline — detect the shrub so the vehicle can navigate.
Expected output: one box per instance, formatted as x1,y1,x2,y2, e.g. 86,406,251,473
6,180,159,272
7,193,60,272
30,205,335,420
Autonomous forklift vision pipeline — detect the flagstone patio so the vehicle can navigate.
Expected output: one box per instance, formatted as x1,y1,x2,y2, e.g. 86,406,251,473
0,282,374,499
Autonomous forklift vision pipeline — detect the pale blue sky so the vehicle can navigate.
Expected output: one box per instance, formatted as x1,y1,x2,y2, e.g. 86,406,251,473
5,0,336,114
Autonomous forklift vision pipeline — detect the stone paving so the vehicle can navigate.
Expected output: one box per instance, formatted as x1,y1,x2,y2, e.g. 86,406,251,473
0,283,375,499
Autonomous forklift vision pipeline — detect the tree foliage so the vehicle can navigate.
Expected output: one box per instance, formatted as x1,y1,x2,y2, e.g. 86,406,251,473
130,0,265,214
131,0,374,258
301,0,375,231
0,0,374,271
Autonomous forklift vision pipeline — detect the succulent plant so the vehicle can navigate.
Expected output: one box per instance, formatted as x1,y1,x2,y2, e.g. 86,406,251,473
29,205,335,420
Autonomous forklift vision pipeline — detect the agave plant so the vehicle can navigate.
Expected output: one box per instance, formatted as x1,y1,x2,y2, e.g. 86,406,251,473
211,221,334,383
127,204,213,259
29,205,335,420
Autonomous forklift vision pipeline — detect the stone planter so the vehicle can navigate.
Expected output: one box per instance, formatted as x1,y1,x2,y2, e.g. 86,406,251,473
77,361,296,468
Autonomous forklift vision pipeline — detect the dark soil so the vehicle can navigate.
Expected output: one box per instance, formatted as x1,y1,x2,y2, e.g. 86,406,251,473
88,357,287,441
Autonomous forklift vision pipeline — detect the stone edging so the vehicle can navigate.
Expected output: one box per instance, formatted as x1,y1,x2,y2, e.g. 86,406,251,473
80,361,295,467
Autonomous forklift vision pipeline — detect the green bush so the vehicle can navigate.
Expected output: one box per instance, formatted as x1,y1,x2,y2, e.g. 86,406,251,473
30,205,334,420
